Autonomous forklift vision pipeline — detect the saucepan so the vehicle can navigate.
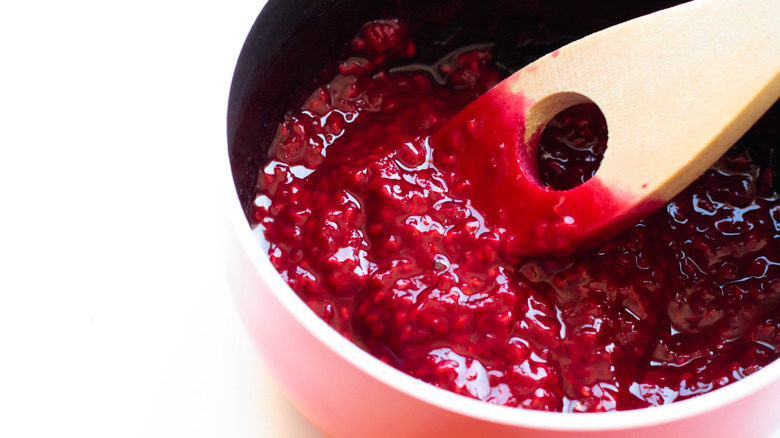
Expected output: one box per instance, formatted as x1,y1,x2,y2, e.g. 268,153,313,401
223,0,780,436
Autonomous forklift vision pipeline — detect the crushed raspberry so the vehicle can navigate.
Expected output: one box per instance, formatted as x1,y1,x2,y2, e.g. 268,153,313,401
536,103,608,190
250,19,780,412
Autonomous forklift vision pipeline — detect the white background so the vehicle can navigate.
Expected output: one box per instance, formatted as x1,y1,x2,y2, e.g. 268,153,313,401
0,1,322,436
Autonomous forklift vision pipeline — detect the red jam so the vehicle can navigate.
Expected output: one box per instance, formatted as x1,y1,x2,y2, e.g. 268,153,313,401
251,19,780,412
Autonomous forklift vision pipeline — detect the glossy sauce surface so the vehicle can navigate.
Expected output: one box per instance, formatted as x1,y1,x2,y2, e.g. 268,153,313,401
251,19,780,412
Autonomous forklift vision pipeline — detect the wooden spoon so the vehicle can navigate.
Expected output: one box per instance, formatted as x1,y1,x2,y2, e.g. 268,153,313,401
433,0,780,257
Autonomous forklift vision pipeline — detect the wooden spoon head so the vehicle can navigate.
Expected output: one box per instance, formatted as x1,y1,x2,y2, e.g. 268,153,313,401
432,0,780,258
431,81,665,259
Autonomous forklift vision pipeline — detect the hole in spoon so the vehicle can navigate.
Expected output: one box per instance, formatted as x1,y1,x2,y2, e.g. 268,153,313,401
536,103,608,190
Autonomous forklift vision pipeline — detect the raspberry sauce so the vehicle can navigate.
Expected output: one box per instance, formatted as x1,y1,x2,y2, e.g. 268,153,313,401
251,19,780,412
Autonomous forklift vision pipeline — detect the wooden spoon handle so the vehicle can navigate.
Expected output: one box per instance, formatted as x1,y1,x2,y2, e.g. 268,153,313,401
433,0,780,257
